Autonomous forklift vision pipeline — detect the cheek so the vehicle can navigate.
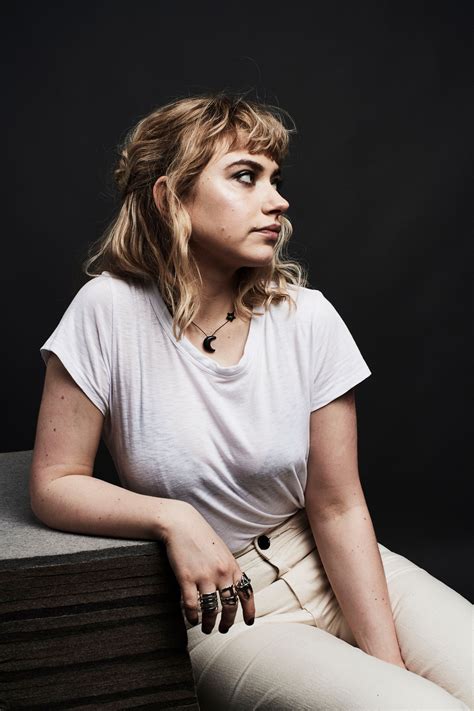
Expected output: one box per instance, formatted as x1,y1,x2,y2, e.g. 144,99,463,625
211,189,240,217
203,196,240,231
189,182,248,237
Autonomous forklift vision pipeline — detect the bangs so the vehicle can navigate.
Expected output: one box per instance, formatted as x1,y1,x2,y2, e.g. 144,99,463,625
195,95,293,166
224,110,291,165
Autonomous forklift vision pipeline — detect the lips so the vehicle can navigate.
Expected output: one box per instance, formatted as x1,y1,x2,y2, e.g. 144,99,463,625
254,229,279,241
254,224,281,233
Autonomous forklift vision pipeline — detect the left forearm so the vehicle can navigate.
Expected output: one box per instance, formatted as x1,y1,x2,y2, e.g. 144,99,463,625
307,503,403,665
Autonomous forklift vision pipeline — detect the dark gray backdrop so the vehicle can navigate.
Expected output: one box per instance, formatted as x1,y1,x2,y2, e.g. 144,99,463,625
3,1,472,599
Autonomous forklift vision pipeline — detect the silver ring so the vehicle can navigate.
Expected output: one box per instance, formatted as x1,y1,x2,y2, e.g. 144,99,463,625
235,572,253,599
199,590,219,613
219,584,239,606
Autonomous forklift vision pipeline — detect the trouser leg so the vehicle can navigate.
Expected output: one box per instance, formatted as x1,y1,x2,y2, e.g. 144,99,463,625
190,619,469,710
185,510,471,710
322,543,473,709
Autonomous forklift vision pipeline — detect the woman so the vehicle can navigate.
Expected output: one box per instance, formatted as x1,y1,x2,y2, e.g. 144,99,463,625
30,93,472,710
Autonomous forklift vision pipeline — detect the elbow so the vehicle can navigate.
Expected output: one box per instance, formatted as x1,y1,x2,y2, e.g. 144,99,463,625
305,491,369,523
29,473,59,530
29,483,52,528
29,472,41,518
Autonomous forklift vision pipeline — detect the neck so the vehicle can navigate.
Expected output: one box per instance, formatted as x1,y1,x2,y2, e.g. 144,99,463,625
192,259,240,326
193,290,236,327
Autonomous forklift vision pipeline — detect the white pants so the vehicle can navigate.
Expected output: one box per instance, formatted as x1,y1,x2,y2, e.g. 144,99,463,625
182,508,473,710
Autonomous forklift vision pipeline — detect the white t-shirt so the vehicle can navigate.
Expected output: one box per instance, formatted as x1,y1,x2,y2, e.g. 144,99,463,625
40,271,372,553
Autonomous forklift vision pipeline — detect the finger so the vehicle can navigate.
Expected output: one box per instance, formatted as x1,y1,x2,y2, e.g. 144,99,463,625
181,585,200,627
218,582,240,633
199,588,220,634
234,570,255,625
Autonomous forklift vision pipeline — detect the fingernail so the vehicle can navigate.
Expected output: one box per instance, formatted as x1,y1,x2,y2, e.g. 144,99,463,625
247,617,255,625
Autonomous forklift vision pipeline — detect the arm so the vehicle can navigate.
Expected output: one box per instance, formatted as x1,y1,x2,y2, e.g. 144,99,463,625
30,353,190,541
30,354,255,632
304,389,405,667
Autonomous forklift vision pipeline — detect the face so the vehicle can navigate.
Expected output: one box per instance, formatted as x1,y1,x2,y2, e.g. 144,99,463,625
181,140,290,272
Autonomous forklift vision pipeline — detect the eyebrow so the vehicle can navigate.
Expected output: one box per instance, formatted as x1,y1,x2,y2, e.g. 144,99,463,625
225,158,282,178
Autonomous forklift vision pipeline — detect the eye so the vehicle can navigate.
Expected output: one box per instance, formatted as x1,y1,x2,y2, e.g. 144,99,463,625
234,170,284,191
234,170,256,185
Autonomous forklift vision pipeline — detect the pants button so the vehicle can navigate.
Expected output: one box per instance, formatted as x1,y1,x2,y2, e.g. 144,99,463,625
257,534,270,549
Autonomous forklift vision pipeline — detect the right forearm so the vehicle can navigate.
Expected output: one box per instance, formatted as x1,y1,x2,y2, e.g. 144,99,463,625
30,473,188,543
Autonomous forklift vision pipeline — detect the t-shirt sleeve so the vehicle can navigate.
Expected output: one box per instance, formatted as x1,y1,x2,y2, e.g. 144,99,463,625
40,275,113,417
310,291,372,411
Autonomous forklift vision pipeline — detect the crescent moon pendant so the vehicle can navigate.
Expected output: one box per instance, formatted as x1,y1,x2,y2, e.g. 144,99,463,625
203,335,217,353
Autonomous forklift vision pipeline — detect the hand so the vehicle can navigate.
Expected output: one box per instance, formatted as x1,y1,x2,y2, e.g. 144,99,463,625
389,654,407,670
163,502,255,635
393,660,407,669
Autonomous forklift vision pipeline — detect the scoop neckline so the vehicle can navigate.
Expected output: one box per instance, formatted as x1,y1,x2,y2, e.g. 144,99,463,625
147,281,264,377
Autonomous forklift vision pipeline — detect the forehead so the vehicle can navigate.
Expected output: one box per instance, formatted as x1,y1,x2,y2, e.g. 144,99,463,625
207,141,280,171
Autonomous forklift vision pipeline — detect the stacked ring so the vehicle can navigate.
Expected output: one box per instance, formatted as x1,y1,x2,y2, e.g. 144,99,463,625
219,584,238,606
198,572,253,611
235,571,253,599
199,591,219,613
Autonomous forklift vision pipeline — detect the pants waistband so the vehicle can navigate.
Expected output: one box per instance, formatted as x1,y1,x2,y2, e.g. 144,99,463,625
233,507,311,559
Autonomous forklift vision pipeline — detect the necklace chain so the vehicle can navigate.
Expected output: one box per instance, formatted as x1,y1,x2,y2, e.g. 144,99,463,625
191,310,236,352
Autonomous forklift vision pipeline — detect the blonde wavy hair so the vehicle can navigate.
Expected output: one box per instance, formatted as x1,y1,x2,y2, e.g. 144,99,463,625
83,91,309,340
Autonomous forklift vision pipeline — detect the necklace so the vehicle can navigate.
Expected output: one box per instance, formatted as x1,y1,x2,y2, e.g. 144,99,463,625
191,310,236,352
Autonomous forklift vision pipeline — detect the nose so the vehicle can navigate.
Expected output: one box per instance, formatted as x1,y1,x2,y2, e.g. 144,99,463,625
262,185,290,216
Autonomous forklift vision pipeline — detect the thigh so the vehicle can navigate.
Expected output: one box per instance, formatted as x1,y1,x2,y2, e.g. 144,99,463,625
190,619,469,711
381,544,473,709
325,543,473,709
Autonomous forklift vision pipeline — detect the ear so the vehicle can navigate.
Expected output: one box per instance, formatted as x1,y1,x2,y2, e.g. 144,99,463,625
152,175,167,215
